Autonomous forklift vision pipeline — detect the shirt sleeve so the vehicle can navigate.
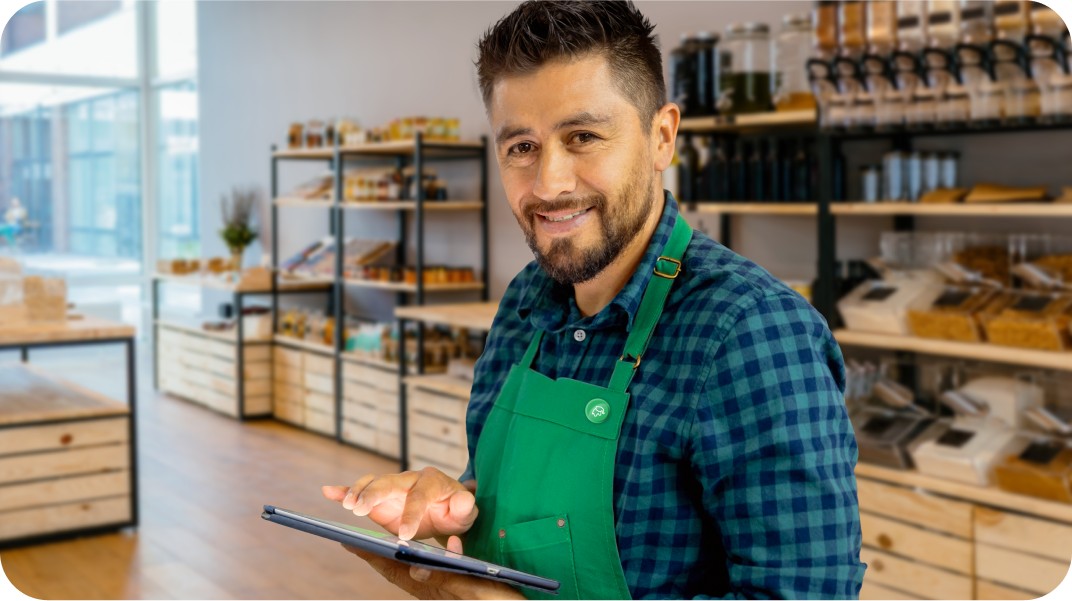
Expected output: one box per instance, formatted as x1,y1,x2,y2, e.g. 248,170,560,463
690,292,865,600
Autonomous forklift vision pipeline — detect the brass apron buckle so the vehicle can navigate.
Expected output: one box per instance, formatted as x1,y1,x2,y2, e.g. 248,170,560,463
619,352,642,369
653,256,682,279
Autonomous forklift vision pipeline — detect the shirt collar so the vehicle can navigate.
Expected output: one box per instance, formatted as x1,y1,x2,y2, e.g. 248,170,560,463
516,190,681,334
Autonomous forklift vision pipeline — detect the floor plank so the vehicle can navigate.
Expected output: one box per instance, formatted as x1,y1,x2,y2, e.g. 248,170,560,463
0,349,412,600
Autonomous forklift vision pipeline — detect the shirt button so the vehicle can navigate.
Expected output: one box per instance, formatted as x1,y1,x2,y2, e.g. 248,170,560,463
499,529,506,538
574,329,586,342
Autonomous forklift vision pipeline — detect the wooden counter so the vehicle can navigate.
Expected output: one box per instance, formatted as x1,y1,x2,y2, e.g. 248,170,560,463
0,317,134,347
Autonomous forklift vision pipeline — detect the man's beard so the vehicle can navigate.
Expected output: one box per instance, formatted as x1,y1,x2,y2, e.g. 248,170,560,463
516,172,655,285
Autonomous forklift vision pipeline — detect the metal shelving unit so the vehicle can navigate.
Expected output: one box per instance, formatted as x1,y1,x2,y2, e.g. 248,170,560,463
270,134,488,467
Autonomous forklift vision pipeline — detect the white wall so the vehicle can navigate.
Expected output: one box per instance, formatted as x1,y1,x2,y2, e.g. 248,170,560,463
197,1,1072,316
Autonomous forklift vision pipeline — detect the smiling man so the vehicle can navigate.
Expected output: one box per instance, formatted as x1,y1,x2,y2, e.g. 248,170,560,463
323,2,865,599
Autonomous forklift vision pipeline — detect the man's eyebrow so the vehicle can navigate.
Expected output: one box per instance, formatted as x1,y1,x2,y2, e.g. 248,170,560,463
495,112,613,146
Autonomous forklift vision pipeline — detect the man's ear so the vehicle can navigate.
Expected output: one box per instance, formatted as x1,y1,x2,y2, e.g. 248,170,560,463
653,103,680,173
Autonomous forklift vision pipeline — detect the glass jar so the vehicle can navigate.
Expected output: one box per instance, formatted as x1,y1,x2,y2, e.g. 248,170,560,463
305,119,325,147
287,123,304,149
719,23,772,115
812,1,838,61
839,1,867,58
695,32,720,116
773,13,816,111
868,0,898,52
669,34,700,117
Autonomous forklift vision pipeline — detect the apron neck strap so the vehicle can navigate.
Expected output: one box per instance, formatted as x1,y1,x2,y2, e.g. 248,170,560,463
521,329,545,368
608,216,693,393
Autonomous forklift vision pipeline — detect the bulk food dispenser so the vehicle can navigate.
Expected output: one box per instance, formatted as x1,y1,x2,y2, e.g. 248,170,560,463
957,1,1003,126
991,0,1040,125
924,0,968,128
994,372,1072,504
847,358,943,469
863,0,903,130
910,366,1041,486
1027,3,1071,124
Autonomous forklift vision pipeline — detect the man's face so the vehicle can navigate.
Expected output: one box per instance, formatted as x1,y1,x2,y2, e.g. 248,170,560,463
489,55,657,285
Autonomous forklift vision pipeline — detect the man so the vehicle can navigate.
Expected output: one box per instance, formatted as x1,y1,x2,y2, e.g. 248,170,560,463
322,2,865,598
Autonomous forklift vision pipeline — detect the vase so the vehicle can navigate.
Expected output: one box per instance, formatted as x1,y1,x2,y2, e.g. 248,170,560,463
230,247,244,273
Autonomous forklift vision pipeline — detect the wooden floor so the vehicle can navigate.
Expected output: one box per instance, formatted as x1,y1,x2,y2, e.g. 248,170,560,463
0,347,411,600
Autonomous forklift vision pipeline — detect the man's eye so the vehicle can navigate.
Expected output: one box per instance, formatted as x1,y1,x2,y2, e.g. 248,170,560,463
513,142,533,154
575,133,596,143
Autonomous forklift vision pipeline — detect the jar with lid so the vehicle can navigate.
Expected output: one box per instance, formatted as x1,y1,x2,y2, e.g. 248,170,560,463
287,123,304,149
839,1,867,59
812,1,839,61
773,13,816,112
305,120,325,147
669,34,700,117
695,32,720,116
718,23,772,115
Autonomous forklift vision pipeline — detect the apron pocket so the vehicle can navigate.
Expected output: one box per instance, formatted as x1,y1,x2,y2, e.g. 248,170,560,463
498,514,580,600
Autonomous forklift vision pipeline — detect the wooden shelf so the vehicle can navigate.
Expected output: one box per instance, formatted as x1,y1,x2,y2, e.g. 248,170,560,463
831,202,1072,217
0,364,129,426
272,334,335,356
833,329,1072,371
274,199,484,211
153,272,332,292
342,279,485,293
690,202,818,215
273,139,484,159
855,463,1072,525
0,316,135,347
155,319,241,343
404,373,472,400
394,302,499,331
678,109,816,133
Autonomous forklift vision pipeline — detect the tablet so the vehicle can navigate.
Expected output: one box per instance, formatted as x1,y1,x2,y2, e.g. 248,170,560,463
261,505,559,594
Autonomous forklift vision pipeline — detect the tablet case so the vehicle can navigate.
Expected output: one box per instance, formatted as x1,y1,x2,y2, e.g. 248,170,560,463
260,510,557,594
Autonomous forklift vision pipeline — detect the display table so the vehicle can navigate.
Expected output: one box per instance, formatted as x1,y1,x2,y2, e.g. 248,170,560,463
0,363,134,547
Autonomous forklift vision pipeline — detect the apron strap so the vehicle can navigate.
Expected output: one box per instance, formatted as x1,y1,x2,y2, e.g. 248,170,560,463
608,216,693,393
521,329,544,368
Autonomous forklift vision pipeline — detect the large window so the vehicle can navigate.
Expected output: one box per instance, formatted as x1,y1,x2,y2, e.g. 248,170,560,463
0,0,198,328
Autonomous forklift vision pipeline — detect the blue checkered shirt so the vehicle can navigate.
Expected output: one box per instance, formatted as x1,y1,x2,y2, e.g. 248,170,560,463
462,193,865,599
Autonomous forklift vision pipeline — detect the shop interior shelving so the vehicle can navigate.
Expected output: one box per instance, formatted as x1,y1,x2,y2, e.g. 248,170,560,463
270,134,489,457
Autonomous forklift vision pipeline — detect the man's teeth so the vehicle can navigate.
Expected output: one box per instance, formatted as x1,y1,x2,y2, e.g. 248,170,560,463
544,209,588,223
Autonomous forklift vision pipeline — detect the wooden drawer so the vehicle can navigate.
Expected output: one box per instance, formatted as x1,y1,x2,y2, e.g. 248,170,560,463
305,392,334,416
342,361,378,386
342,399,377,427
374,389,398,412
859,511,972,575
342,419,377,449
274,400,304,426
409,387,466,423
343,380,376,404
857,580,917,601
274,365,304,386
975,542,1069,596
0,495,131,542
376,432,400,458
974,506,1072,563
409,435,466,470
303,352,335,376
0,471,130,513
274,346,303,369
304,372,334,396
409,412,466,447
304,407,335,436
205,339,237,360
856,478,974,539
371,368,399,393
376,410,400,435
0,417,128,456
407,456,466,481
859,547,973,600
976,579,1040,600
0,444,129,486
244,345,271,363
244,394,272,416
274,381,304,406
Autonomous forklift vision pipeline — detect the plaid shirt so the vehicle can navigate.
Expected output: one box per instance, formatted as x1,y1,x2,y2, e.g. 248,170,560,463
463,193,865,599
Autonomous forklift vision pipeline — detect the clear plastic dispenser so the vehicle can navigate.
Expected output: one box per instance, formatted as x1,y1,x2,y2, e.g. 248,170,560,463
982,263,1072,351
957,1,1001,126
990,0,1041,125
849,360,941,470
1027,3,1071,124
994,376,1072,504
910,373,1038,485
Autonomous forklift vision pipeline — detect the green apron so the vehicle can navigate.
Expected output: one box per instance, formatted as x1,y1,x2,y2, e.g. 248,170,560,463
466,218,693,600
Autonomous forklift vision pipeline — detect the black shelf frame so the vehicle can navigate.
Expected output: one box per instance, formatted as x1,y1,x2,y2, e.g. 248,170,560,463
270,134,489,471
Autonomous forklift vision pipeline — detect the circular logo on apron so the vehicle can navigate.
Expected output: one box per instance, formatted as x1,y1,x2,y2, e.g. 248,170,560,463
585,399,611,424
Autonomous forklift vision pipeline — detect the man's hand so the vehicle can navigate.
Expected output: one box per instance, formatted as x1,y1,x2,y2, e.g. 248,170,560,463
341,535,525,600
322,468,477,541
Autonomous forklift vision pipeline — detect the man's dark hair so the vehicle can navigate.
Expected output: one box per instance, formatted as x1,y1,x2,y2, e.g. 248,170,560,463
476,1,665,126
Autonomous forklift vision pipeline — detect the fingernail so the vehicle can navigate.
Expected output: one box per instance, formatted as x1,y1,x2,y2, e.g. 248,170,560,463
398,524,414,540
412,567,431,581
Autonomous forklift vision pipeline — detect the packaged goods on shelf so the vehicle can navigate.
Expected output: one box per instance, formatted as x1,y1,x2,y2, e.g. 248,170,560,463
345,321,391,358
344,168,402,202
981,289,1072,351
906,285,999,342
346,264,476,285
0,257,25,326
281,237,395,278
963,182,1051,203
838,277,942,335
848,360,941,470
284,116,461,149
993,372,1072,503
287,173,334,200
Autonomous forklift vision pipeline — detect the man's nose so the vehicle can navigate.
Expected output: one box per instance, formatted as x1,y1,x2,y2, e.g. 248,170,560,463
531,144,577,201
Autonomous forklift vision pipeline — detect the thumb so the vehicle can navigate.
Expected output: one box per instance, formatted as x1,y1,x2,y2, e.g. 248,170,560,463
448,490,478,525
322,485,350,501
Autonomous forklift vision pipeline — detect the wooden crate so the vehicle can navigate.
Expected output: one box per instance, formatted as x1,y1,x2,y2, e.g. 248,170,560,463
0,365,133,542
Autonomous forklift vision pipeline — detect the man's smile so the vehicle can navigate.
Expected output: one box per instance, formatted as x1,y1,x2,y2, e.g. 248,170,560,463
535,206,595,235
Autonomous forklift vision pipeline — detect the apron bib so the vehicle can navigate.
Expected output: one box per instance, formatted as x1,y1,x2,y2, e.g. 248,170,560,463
467,218,693,600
